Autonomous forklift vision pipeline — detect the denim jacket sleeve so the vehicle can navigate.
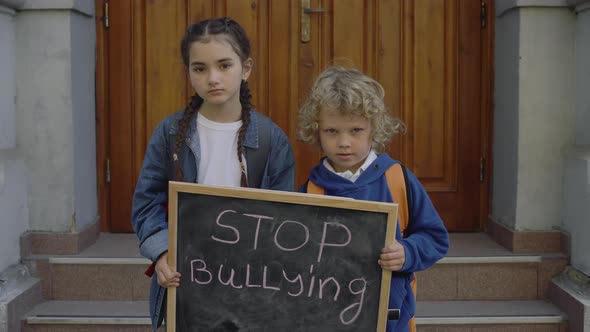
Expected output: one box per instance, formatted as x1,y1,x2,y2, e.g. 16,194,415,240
131,119,171,262
263,124,296,191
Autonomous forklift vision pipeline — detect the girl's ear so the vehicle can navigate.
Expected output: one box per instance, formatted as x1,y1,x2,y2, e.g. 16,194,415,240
242,58,253,81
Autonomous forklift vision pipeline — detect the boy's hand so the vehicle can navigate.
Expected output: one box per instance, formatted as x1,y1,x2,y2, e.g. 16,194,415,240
155,252,181,288
379,241,406,272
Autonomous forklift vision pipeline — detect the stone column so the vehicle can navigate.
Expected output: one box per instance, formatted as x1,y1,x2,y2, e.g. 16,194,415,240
562,0,590,276
14,0,98,254
492,1,576,233
0,0,28,272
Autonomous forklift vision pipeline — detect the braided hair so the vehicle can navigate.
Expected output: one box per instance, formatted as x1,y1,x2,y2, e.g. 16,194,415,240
175,17,253,187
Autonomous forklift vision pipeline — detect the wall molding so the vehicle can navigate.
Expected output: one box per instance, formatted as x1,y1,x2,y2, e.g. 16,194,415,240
549,267,590,332
0,4,16,15
0,161,4,193
487,216,570,254
576,1,590,12
495,0,590,17
567,0,590,8
20,217,100,256
18,0,93,17
0,264,41,332
0,0,23,10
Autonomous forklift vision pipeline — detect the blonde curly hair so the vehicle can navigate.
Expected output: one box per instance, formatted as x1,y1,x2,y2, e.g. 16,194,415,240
296,66,405,151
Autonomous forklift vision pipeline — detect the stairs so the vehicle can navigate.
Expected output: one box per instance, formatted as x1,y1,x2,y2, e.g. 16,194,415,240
21,234,157,332
415,233,568,331
20,233,569,331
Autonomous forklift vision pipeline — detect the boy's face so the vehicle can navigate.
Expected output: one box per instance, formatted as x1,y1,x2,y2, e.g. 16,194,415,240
318,108,373,173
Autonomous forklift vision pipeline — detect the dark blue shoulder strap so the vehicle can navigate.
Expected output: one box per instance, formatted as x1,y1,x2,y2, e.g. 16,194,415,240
245,116,271,188
400,164,413,237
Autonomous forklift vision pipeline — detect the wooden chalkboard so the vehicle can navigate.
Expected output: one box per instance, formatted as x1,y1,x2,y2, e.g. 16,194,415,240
167,181,397,332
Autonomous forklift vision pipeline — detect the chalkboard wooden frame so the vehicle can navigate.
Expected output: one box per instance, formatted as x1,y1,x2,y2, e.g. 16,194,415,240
166,181,398,332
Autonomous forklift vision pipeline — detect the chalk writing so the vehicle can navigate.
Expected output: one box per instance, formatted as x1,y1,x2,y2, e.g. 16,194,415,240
189,258,367,325
210,209,352,263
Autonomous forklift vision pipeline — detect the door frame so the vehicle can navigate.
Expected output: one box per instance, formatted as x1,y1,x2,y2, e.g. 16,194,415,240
480,0,495,230
95,0,109,231
94,0,495,232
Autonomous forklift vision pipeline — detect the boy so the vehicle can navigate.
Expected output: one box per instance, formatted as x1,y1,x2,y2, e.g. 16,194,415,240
296,66,449,332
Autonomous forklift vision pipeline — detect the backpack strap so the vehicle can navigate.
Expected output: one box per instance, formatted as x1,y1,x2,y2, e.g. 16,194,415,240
305,180,324,195
386,163,411,237
245,115,271,188
387,163,417,332
401,164,413,233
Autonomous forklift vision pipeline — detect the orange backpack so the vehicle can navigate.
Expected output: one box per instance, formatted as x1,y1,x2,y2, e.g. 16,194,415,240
306,163,417,332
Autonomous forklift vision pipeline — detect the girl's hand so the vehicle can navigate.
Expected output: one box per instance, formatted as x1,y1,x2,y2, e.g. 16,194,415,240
155,252,181,288
378,241,406,272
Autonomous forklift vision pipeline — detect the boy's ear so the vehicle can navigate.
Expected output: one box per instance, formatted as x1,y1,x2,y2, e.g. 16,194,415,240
242,58,253,81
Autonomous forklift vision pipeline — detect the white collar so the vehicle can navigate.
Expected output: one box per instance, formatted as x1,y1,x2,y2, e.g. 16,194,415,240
323,150,378,182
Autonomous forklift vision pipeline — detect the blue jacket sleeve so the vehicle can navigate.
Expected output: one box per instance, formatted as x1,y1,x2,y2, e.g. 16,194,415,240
398,168,449,272
131,121,170,262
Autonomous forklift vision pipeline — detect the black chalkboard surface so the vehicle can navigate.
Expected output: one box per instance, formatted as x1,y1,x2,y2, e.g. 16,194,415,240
167,181,397,332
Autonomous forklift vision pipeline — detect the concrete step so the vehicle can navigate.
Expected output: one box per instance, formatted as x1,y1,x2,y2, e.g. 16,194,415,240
23,233,567,302
22,300,567,332
22,300,163,332
416,233,567,301
417,253,568,301
38,257,151,301
23,233,152,301
416,300,568,331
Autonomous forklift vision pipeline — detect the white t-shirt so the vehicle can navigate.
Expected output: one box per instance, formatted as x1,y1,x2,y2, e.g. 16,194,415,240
196,112,246,187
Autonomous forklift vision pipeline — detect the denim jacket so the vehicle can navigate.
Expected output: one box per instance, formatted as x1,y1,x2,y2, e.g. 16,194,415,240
131,109,295,331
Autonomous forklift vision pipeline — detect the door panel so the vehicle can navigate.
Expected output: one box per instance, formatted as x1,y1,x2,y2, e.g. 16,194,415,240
145,1,188,139
105,1,134,232
97,0,491,232
413,0,450,182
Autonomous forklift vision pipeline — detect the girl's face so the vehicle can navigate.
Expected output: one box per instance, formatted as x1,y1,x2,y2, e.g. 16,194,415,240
318,107,373,173
188,39,252,112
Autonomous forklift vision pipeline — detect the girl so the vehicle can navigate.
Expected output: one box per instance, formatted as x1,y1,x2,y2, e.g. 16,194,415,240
132,17,296,331
296,65,449,332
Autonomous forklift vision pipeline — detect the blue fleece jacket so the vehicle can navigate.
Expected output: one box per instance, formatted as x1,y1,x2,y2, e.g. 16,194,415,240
301,153,449,332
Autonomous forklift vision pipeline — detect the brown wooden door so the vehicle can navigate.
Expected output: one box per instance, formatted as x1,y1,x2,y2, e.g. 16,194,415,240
96,0,493,233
